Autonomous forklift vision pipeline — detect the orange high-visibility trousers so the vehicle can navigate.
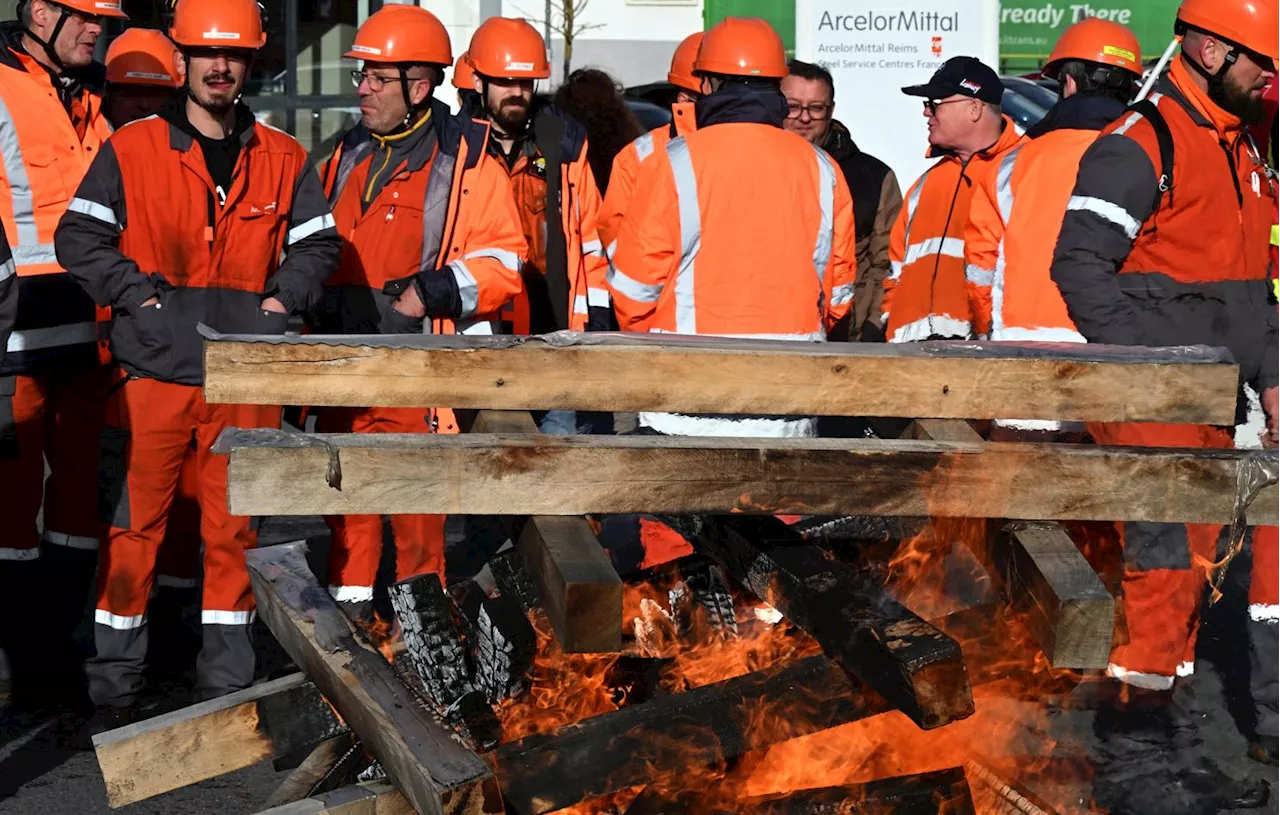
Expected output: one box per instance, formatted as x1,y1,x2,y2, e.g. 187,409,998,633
86,375,279,708
0,366,111,559
155,444,202,590
1088,421,1233,690
318,406,445,601
1250,525,1279,739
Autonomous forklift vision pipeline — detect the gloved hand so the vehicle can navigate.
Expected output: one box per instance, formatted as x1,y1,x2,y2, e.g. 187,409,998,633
385,268,460,319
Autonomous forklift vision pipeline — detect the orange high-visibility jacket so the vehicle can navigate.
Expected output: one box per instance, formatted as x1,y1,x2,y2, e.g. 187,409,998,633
964,95,1131,342
0,32,114,374
598,101,696,252
609,113,856,436
317,102,526,339
884,117,1024,342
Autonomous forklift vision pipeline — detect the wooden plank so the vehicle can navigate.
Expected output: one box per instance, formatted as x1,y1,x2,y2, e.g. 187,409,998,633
694,515,973,729
253,781,413,815
491,654,892,815
909,419,1114,670
517,516,622,653
468,409,622,654
245,542,503,815
201,330,1240,424
262,735,360,809
215,430,1280,526
93,673,347,808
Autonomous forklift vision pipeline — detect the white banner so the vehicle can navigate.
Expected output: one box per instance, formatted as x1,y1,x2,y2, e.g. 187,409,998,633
795,0,1001,191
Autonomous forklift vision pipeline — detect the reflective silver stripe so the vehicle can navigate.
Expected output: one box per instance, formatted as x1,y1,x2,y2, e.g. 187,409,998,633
587,286,610,307
329,585,374,603
1106,662,1175,690
990,146,1022,336
449,259,479,317
1250,603,1280,623
202,610,256,625
156,575,199,589
287,212,335,245
581,238,603,256
811,144,836,285
667,138,700,334
68,196,120,229
889,260,904,281
573,294,588,314
900,171,929,247
607,265,663,303
1066,195,1141,239
0,92,39,248
7,321,96,352
0,547,38,561
42,529,99,550
992,326,1087,343
463,247,521,272
95,609,146,630
640,411,818,438
889,314,970,343
964,264,994,286
604,239,617,262
830,281,854,307
634,131,655,163
903,236,964,266
12,242,57,267
0,257,13,281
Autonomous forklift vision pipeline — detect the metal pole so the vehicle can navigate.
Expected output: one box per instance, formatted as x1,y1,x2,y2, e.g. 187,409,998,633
1134,36,1180,103
544,0,552,81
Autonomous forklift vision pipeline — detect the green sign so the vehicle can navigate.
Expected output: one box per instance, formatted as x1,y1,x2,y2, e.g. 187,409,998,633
999,0,1180,73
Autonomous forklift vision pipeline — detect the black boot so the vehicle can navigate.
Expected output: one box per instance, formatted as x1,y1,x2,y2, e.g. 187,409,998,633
78,704,138,750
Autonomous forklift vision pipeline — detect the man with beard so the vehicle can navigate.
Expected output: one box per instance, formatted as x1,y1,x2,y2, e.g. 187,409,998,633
0,0,125,716
1049,0,1277,811
311,4,525,610
466,17,612,436
54,0,340,737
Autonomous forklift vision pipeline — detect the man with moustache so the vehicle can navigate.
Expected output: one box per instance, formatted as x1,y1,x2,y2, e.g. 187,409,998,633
311,4,525,610
54,0,340,735
466,18,612,437
1050,0,1277,810
0,0,127,715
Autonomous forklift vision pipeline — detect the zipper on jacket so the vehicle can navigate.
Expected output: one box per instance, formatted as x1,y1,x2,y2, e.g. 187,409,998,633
925,160,970,331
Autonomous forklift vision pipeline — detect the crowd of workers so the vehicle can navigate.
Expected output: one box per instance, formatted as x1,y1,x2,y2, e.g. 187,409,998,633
0,0,1275,810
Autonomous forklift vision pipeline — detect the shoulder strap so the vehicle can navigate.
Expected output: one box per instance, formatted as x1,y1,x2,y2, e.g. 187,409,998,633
533,109,570,331
1128,98,1174,212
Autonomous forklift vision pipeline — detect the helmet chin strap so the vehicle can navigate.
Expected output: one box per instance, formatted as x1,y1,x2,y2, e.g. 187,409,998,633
1180,25,1242,109
19,0,70,74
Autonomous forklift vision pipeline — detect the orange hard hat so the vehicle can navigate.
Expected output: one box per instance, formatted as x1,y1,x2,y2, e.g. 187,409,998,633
106,28,181,87
1177,0,1279,61
667,32,704,92
468,17,550,80
1043,18,1143,78
55,0,127,18
694,17,787,79
452,51,476,89
169,0,265,49
345,5,451,66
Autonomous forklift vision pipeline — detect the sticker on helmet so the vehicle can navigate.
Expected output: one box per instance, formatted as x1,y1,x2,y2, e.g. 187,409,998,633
351,44,382,55
95,2,122,9
202,31,242,40
124,71,173,80
505,61,535,71
1102,45,1137,62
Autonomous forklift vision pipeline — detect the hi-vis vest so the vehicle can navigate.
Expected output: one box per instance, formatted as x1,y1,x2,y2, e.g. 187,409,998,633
0,51,111,373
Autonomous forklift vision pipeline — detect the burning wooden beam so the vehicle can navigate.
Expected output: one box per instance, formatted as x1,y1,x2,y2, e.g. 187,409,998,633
201,329,1240,424
245,542,503,815
214,430,1279,526
694,515,973,730
252,780,411,815
908,419,1115,669
738,766,976,814
467,409,623,653
450,580,536,703
93,672,346,808
491,654,891,815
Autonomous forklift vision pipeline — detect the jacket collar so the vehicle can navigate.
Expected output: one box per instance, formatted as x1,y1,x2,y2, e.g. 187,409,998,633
1163,57,1242,138
820,119,859,160
927,114,1023,161
694,81,788,129
1027,93,1129,139
161,91,257,152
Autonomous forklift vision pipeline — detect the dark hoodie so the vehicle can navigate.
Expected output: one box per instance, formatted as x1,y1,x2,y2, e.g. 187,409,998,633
160,90,255,197
1026,91,1129,140
693,80,788,129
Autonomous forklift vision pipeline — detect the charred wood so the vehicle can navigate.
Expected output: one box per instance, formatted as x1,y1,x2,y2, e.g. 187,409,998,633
450,580,536,704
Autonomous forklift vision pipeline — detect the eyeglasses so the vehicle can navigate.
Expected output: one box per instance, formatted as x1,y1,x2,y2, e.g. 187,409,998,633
352,70,408,91
786,102,833,120
923,98,971,115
